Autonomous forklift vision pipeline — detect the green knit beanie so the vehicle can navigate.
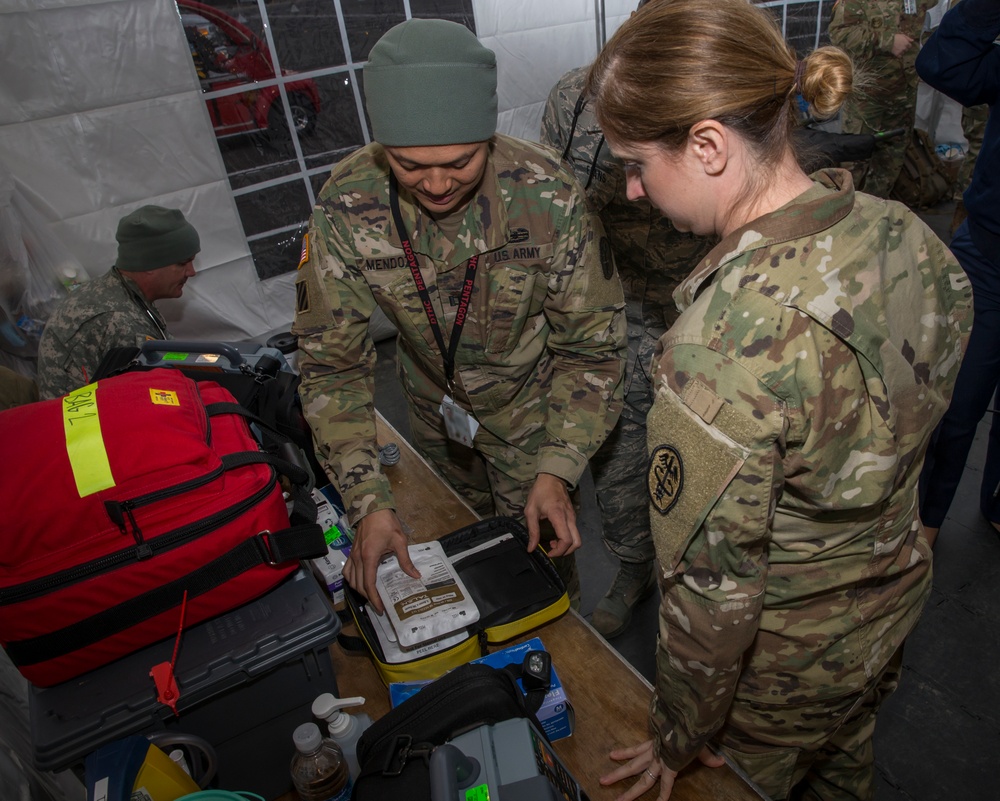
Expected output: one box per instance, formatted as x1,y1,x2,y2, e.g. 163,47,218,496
115,206,200,272
364,19,498,146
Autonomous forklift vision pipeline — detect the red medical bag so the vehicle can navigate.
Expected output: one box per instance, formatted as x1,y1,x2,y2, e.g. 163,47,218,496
0,368,325,686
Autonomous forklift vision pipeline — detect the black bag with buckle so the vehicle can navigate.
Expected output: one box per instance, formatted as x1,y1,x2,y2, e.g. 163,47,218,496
352,659,549,800
891,127,953,210
93,339,325,484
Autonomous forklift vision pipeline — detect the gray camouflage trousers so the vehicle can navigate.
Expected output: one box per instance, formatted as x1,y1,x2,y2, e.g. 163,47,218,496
406,403,581,608
588,300,660,567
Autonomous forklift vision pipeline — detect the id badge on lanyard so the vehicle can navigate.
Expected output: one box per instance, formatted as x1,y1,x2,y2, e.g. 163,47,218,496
389,175,482,448
439,394,480,447
903,0,916,16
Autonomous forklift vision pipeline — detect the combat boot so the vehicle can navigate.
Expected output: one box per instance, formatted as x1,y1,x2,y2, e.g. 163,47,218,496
590,560,656,639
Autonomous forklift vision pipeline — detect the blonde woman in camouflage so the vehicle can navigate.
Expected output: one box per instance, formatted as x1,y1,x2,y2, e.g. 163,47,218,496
586,1,972,799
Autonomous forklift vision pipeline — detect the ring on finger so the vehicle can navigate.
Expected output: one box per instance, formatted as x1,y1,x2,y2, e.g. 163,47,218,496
644,768,656,781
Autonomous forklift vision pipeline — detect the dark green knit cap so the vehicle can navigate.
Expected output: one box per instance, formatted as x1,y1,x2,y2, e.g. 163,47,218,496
115,206,200,272
364,19,498,146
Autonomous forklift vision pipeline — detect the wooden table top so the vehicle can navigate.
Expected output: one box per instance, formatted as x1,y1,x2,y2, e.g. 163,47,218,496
298,416,765,801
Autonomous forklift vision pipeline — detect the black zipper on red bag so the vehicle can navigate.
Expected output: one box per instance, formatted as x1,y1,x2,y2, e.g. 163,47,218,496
0,473,277,606
102,463,227,555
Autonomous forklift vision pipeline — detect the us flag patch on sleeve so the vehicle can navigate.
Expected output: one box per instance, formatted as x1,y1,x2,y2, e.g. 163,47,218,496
297,233,310,270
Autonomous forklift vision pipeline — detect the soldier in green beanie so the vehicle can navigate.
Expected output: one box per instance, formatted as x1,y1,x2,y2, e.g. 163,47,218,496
37,205,200,399
293,18,627,613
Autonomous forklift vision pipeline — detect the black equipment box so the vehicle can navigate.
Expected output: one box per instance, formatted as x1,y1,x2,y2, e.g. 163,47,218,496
29,570,341,799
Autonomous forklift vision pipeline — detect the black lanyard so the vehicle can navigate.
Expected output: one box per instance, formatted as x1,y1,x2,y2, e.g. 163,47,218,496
389,174,479,393
114,267,166,339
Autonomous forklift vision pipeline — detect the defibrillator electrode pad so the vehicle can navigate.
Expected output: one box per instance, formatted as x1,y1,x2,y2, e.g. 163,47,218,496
375,541,480,649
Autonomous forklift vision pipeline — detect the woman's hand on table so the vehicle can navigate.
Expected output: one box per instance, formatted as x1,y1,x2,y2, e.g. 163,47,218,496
600,739,724,800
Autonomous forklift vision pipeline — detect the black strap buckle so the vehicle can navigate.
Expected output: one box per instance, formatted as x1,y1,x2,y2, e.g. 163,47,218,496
382,735,434,776
253,530,281,566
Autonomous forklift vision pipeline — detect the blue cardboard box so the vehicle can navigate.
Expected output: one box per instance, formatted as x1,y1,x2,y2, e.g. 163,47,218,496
388,637,574,741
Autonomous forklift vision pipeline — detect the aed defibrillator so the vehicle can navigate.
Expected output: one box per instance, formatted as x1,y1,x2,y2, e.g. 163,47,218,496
429,717,587,801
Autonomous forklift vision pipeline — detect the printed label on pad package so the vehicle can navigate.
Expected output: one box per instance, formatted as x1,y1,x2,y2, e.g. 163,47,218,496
375,540,479,649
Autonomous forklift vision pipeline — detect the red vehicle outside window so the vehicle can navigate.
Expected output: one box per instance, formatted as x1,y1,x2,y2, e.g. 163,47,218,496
178,0,320,139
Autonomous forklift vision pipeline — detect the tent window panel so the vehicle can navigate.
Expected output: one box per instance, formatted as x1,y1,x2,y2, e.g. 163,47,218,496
235,180,313,238
755,1,831,55
340,0,408,62
409,0,476,29
310,172,333,200
270,0,349,71
785,2,828,57
819,1,835,46
235,180,313,280
302,73,367,166
181,0,265,93
249,224,312,282
219,136,302,190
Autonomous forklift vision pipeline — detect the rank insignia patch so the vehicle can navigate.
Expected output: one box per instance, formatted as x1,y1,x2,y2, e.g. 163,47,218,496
648,444,683,515
600,236,614,280
296,280,310,314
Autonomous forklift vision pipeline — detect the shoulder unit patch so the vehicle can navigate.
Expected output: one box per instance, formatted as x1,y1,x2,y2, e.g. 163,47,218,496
648,444,683,515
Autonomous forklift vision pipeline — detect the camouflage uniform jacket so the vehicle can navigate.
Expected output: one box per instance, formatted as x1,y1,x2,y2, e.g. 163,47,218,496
829,0,933,99
36,268,169,399
540,66,714,403
293,135,626,524
645,169,972,769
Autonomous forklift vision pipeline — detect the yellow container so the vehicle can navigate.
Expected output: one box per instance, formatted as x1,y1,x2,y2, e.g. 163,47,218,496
131,743,200,801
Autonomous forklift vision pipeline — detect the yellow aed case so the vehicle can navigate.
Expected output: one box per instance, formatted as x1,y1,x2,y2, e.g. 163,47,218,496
343,517,569,685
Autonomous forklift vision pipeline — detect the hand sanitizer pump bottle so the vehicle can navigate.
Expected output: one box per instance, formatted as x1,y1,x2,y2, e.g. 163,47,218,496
311,694,372,781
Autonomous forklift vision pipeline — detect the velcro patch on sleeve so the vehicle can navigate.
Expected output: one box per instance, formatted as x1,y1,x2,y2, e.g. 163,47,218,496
600,235,614,280
295,278,310,314
646,383,752,566
291,256,336,334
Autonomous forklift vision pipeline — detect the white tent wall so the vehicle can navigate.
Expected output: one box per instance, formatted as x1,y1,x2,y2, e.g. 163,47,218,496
0,0,635,351
0,0,962,361
477,0,636,141
0,0,259,346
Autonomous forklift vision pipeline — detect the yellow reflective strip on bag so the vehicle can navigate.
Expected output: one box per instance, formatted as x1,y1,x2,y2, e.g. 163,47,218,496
62,383,115,497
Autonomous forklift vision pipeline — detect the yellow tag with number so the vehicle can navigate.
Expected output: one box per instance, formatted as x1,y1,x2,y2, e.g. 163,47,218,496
149,389,180,406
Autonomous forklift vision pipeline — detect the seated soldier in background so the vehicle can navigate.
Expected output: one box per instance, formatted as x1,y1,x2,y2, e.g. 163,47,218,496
36,205,200,399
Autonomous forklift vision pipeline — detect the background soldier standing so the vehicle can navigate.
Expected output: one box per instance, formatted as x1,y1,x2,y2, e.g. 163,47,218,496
829,0,935,197
540,53,715,638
